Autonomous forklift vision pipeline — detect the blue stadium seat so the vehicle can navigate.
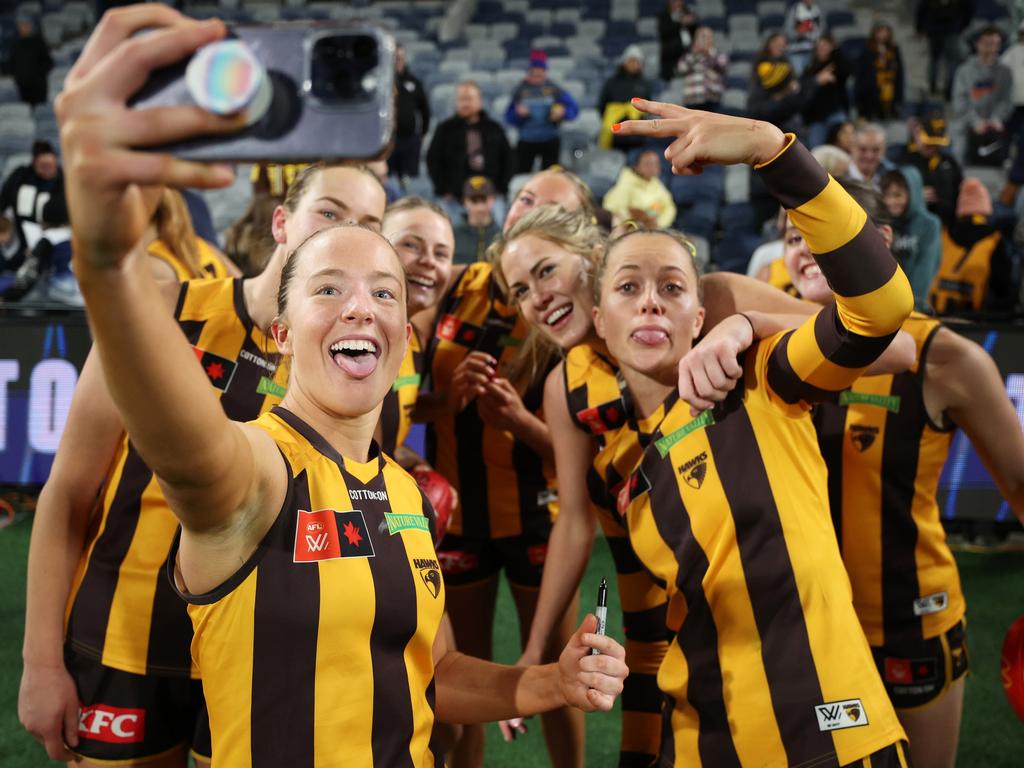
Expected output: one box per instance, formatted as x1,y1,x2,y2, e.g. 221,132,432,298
713,232,761,273
826,11,856,28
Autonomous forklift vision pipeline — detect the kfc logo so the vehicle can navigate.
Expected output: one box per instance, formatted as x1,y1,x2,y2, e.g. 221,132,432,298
79,705,145,744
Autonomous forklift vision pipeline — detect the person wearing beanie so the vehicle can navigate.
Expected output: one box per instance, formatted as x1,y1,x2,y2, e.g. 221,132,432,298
602,149,677,228
598,44,653,151
900,111,964,226
784,0,826,75
677,25,729,111
932,177,1015,312
505,50,580,174
452,175,500,264
881,167,942,311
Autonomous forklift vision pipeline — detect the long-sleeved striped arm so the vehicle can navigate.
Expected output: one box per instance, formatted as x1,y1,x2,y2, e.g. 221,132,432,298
755,134,914,405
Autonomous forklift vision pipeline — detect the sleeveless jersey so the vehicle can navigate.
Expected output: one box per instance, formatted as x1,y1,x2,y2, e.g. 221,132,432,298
65,278,287,677
618,136,911,766
564,343,669,766
380,330,424,457
172,407,444,768
813,313,963,647
425,262,557,539
148,237,231,281
930,222,1001,313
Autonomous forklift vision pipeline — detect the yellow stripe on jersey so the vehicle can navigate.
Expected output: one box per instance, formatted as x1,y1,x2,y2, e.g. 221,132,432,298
148,237,230,282
179,407,443,767
788,176,868,255
64,278,285,677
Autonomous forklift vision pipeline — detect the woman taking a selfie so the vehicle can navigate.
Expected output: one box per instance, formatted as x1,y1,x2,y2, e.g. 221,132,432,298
50,7,626,766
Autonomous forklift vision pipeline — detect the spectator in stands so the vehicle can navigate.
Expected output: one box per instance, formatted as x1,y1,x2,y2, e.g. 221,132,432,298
367,159,402,204
785,0,826,75
0,141,66,268
453,176,500,264
658,0,699,81
811,143,852,177
427,80,513,204
932,177,1016,312
799,33,850,148
0,215,24,287
849,123,893,187
389,45,430,186
8,18,52,106
882,168,942,311
952,27,1013,165
598,44,653,152
678,26,729,112
602,149,676,228
916,0,974,98
854,23,905,121
825,119,856,154
506,51,580,175
901,112,963,226
1000,21,1024,205
748,33,804,133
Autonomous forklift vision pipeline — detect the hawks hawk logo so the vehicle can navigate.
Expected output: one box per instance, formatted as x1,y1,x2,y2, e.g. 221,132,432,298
849,424,879,452
678,451,708,489
842,703,862,722
414,557,442,599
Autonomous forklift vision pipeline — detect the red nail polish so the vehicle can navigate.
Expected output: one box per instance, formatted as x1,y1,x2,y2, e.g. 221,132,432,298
611,123,621,133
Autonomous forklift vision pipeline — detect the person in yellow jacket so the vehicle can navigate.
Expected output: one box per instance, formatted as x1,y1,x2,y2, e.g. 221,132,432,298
602,149,677,228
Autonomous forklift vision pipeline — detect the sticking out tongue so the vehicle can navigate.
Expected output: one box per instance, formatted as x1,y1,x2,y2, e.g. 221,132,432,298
632,328,668,346
333,350,378,379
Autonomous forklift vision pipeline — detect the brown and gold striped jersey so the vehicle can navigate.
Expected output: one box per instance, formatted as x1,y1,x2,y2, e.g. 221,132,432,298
380,330,424,457
65,278,287,677
619,137,912,766
148,237,231,282
564,342,669,765
425,262,556,539
813,313,964,647
173,406,444,767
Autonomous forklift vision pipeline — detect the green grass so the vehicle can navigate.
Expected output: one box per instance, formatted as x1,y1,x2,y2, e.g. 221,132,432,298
2,516,1022,766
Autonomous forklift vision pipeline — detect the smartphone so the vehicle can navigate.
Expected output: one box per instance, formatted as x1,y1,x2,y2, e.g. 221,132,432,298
128,22,395,162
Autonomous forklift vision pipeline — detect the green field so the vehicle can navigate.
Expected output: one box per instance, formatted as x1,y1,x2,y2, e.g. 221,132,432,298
1,514,1022,766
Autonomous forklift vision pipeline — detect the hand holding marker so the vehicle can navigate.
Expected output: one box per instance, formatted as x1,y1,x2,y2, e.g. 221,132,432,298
592,578,608,656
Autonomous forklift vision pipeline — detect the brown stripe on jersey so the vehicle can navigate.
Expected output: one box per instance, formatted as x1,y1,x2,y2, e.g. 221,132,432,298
587,465,614,511
624,604,670,643
814,226,897,299
880,372,926,645
379,388,401,456
222,330,273,421
65,446,151,659
512,374,554,537
622,671,665,714
251,470,318,768
813,306,898,370
755,138,828,210
173,281,189,318
707,410,834,765
645,453,742,766
145,543,193,674
342,466,419,768
812,402,848,550
621,751,660,768
453,406,490,538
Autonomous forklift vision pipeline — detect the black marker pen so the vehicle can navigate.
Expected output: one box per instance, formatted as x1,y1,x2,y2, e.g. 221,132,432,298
591,577,608,656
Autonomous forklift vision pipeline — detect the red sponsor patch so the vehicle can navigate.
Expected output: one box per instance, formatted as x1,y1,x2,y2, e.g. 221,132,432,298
577,406,610,435
294,509,375,562
78,705,145,744
527,543,548,567
884,657,913,685
438,550,479,575
437,314,462,342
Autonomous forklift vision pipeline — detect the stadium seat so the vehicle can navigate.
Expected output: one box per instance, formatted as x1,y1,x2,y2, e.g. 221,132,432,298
756,0,788,14
491,94,512,119
490,22,520,42
0,78,18,103
526,9,554,27
554,8,582,24
724,163,750,203
713,232,761,273
636,17,658,38
578,20,607,39
576,147,626,183
722,89,749,111
0,103,32,122
609,3,640,22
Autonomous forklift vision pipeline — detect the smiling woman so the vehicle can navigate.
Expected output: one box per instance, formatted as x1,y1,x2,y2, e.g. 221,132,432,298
45,6,627,766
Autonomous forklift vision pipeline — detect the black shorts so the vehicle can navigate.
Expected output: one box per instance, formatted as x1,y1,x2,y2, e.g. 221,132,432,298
436,531,550,587
840,740,911,768
65,646,211,764
872,620,969,710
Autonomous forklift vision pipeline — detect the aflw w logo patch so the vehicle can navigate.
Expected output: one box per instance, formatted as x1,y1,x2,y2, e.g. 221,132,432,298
814,698,868,732
294,509,375,562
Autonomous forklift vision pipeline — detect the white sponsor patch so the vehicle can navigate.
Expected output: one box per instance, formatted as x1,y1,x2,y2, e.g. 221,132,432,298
913,591,948,616
814,699,869,732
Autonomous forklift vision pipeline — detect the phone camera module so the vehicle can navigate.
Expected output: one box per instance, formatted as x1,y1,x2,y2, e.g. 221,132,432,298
310,34,379,104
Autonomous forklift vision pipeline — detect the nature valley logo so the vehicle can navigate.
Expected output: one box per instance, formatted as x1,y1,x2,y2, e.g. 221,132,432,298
849,424,879,452
385,513,430,536
257,376,286,398
839,390,901,413
677,451,708,489
392,374,422,391
414,557,442,598
655,410,714,458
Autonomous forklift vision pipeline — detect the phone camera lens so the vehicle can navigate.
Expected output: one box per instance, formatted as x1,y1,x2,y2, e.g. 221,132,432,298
311,34,379,104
